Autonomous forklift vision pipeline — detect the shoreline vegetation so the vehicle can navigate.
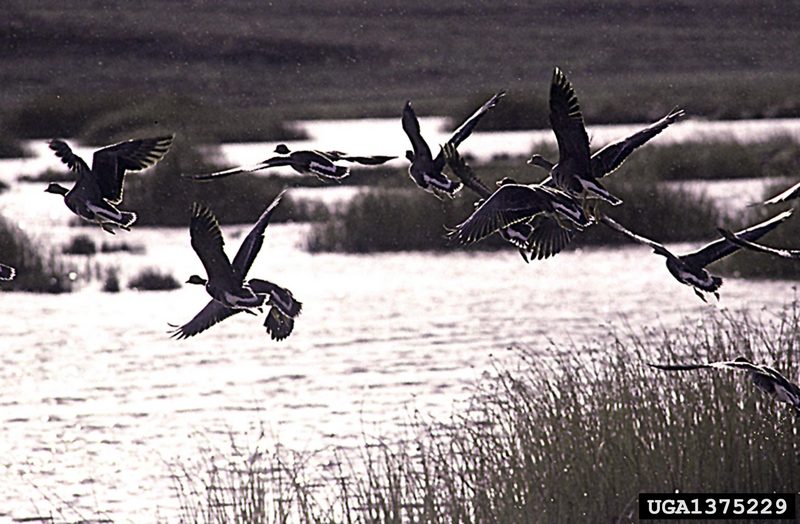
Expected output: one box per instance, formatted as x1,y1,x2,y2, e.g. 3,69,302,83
171,306,800,523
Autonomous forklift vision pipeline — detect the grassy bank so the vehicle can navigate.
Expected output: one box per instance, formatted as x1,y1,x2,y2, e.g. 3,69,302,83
174,305,800,522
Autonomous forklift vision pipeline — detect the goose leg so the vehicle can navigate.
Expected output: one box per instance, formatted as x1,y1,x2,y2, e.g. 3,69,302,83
101,223,116,235
693,288,708,303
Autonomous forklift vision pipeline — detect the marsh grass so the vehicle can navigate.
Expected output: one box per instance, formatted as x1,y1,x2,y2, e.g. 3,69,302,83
0,213,73,293
175,305,800,522
127,267,180,291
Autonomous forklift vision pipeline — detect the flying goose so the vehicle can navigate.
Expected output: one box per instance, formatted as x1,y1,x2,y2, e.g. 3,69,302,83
0,262,16,280
403,91,505,198
717,228,800,260
170,191,302,340
600,210,793,301
45,135,174,233
649,357,800,414
448,180,592,246
443,143,538,261
533,67,627,206
187,144,395,182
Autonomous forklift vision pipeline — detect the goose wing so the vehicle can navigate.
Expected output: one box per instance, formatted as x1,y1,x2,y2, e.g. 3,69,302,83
648,360,760,372
548,68,591,177
590,108,685,178
91,135,174,204
250,278,302,317
402,101,433,160
717,228,800,260
761,180,800,206
170,300,238,339
190,203,236,288
449,184,553,245
443,143,491,198
324,151,396,165
526,215,577,260
681,209,793,268
49,139,90,174
231,190,285,282
264,306,295,341
600,216,673,258
434,90,505,169
185,156,291,181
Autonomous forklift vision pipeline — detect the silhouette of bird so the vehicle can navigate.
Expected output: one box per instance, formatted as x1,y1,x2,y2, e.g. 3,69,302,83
649,357,800,414
601,210,793,301
449,181,592,246
45,135,174,233
187,144,395,182
403,91,505,198
533,67,628,206
170,191,301,340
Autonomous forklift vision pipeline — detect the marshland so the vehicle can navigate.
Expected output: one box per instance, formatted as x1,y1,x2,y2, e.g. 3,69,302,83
2,1,800,522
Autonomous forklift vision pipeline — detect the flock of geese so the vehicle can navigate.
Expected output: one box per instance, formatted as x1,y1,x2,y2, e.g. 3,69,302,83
3,67,800,414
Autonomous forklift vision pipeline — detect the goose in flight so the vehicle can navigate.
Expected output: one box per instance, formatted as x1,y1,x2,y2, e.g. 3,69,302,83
45,135,174,233
444,143,540,261
531,67,634,206
649,357,800,414
600,210,793,301
187,144,395,182
403,91,505,198
0,262,16,280
448,180,592,246
170,191,302,340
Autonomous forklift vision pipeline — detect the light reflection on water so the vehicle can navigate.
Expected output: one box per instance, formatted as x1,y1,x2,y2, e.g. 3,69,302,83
0,219,793,520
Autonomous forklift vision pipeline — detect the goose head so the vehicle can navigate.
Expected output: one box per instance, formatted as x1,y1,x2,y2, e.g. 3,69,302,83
44,183,69,196
274,144,291,155
527,154,550,170
405,150,414,162
186,274,207,286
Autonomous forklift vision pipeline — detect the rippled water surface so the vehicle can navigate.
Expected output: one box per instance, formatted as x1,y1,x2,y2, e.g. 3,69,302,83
1,120,798,521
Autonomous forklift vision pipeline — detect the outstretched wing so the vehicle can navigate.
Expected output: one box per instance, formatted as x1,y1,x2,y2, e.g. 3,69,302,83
434,90,505,169
170,300,238,339
526,215,577,260
49,140,90,173
717,228,800,260
449,184,553,245
92,135,174,204
681,209,793,268
326,152,396,165
186,157,292,181
402,101,433,160
190,203,235,287
231,190,286,282
549,68,591,178
590,108,685,178
600,216,672,258
761,180,800,206
443,143,491,198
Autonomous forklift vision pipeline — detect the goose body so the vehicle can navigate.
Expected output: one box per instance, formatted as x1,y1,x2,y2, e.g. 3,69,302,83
171,191,302,340
536,67,632,206
187,144,395,182
46,135,174,233
601,210,792,301
403,91,505,198
650,357,800,414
